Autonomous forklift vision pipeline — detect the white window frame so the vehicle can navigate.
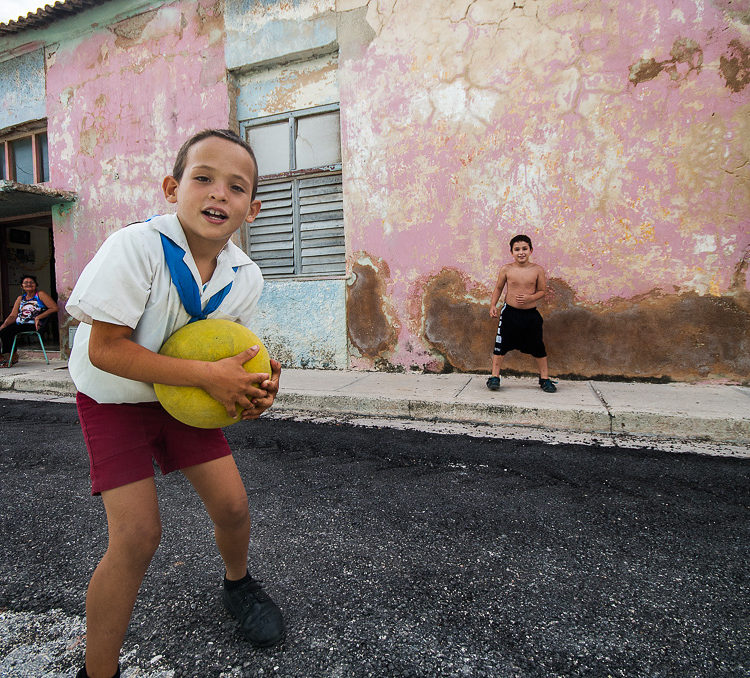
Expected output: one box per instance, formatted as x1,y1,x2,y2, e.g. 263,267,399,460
239,104,344,279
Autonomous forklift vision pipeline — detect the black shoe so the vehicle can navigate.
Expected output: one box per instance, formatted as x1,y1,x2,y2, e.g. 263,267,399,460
539,378,557,393
223,575,285,647
486,376,501,391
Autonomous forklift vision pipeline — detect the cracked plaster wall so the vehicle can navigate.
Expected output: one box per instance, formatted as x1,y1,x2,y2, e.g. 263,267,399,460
41,0,230,346
341,0,750,381
227,0,347,368
4,0,345,365
0,49,46,129
225,0,337,70
234,53,339,122
3,0,747,379
252,278,347,368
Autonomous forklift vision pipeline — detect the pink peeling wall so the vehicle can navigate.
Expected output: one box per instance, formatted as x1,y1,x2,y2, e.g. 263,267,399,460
45,0,229,336
341,0,750,381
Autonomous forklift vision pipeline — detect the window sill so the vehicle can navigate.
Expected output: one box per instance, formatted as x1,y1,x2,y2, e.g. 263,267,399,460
258,164,342,183
262,273,350,282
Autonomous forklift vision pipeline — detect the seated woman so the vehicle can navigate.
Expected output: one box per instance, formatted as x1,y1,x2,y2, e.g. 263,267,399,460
0,275,58,367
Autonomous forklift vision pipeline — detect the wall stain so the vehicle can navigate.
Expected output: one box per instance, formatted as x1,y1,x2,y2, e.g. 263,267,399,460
546,283,750,382
79,125,97,157
711,0,750,26
720,39,750,93
347,256,399,360
196,1,224,39
421,269,496,373
629,58,663,85
730,246,749,291
266,60,338,116
420,272,750,383
109,10,159,46
629,37,703,85
260,336,337,370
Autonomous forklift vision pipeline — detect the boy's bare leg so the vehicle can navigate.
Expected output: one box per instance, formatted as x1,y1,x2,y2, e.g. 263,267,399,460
86,478,162,678
184,454,285,647
535,356,549,380
491,354,503,378
181,456,250,579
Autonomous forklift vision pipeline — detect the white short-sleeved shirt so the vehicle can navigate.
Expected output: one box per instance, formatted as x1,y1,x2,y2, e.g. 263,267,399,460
67,213,264,404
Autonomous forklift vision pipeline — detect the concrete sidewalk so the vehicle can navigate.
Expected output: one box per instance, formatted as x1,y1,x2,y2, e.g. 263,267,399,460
1,357,748,448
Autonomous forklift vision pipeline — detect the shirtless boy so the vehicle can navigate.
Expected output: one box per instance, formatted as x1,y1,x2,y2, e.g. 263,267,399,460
487,234,557,393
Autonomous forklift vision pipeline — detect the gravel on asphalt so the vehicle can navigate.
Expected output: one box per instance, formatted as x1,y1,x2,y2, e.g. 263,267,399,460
1,398,748,677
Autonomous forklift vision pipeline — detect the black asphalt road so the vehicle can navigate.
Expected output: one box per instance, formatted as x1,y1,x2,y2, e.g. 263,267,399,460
0,397,748,677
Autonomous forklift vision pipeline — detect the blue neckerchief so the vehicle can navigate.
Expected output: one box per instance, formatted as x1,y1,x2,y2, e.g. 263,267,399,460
159,232,238,323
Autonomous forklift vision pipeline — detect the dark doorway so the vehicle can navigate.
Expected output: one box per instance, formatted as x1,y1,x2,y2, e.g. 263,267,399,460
0,213,59,350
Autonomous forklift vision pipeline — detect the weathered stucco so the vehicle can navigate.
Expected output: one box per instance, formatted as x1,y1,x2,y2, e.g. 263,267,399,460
347,254,399,366
225,0,337,70
253,278,348,368
341,0,750,381
2,0,747,381
416,270,750,381
228,0,344,370
43,0,230,342
235,52,339,120
0,49,46,129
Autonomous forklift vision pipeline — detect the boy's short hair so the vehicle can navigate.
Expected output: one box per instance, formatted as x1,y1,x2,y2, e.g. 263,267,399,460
172,129,259,199
509,234,533,251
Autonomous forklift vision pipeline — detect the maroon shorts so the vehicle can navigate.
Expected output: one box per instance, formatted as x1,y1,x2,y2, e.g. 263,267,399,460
76,392,232,495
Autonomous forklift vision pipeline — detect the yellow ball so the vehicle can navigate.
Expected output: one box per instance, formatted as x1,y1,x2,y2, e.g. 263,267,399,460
154,318,271,429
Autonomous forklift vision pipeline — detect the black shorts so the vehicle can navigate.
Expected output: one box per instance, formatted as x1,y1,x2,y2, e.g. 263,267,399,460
493,304,547,358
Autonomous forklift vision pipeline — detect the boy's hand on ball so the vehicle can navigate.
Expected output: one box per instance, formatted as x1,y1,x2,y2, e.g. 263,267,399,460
241,359,281,420
154,320,273,428
203,347,269,418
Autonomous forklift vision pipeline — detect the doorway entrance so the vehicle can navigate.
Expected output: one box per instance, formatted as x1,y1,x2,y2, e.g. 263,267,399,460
0,214,59,350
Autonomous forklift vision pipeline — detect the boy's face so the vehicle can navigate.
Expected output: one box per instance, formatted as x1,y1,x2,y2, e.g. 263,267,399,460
511,241,532,264
162,136,261,250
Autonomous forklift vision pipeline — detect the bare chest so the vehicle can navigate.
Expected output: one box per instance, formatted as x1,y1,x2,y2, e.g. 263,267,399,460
506,267,539,290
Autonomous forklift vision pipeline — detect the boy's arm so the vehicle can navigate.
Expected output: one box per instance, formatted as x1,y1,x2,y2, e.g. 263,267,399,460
489,268,507,318
89,320,271,418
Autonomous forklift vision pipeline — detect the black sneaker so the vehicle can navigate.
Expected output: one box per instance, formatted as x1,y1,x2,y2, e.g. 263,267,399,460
539,378,557,393
486,376,501,391
223,575,285,647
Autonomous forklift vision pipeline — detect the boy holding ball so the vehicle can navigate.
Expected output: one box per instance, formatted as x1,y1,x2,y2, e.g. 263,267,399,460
67,129,285,678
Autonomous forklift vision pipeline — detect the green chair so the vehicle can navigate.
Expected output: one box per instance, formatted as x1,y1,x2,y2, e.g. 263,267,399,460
8,329,49,365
